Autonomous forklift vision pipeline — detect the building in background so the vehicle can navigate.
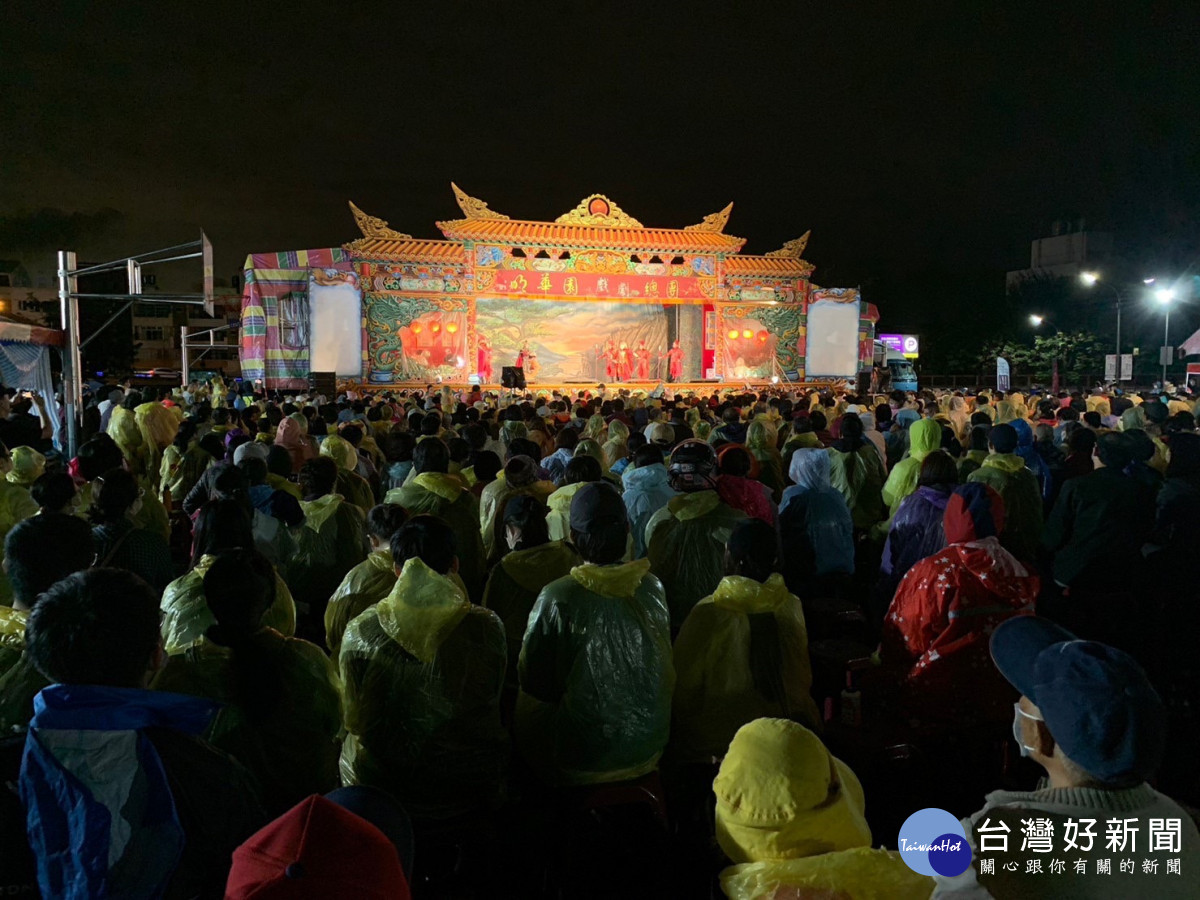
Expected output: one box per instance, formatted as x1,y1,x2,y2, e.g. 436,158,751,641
1006,220,1113,288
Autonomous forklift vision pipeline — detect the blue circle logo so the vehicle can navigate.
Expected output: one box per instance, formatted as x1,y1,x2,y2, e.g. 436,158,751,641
898,808,971,877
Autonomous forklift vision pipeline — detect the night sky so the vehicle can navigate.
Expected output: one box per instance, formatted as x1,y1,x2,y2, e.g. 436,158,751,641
2,2,1198,344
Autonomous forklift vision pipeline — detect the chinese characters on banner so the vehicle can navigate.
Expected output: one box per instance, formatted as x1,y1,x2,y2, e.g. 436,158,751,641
484,269,713,301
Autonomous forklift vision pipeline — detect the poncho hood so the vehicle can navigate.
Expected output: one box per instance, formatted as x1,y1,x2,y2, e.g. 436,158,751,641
787,448,830,493
569,558,652,598
376,557,471,664
712,573,791,615
301,493,344,531
666,490,721,520
412,471,464,501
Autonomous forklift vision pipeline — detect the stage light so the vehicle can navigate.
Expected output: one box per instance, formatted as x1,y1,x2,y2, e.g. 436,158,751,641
771,375,780,384
1029,314,1044,326
742,329,752,339
728,329,739,339
1156,288,1175,304
1079,272,1099,286
411,324,422,334
446,322,458,333
432,323,441,333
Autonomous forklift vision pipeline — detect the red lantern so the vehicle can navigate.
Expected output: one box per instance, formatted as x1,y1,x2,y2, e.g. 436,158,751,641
728,329,739,340
431,323,441,334
757,330,769,343
742,329,753,339
411,323,422,334
446,322,458,334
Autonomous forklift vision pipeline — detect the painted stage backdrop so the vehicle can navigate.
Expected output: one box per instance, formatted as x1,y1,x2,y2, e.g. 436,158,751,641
475,298,670,381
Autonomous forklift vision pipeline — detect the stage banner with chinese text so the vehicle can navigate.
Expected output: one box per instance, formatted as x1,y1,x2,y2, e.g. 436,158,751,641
475,269,715,303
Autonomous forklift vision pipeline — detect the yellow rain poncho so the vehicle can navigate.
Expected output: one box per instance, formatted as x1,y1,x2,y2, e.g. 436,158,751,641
545,482,586,542
0,479,38,604
107,405,143,470
881,418,943,517
160,440,214,505
482,540,580,683
671,574,820,763
6,447,44,487
602,420,630,469
516,559,674,786
290,494,369,618
160,554,297,655
747,420,784,502
76,477,170,541
153,631,342,815
136,401,181,492
478,466,556,567
324,548,396,656
0,652,47,733
720,847,933,900
320,435,374,514
387,472,486,601
339,557,508,820
645,491,747,629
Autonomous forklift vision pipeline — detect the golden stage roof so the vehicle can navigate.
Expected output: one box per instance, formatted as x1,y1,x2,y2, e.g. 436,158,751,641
346,187,823,270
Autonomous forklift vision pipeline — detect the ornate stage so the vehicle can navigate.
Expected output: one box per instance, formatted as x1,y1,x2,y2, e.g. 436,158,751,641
240,186,878,391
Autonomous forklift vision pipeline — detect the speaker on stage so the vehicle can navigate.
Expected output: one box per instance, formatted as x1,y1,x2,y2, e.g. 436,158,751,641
501,366,526,389
308,371,336,398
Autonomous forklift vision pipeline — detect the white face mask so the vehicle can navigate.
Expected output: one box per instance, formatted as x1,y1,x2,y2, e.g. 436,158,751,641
1013,702,1043,758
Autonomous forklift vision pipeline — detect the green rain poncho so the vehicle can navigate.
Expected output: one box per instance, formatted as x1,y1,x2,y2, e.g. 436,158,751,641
324,548,397,656
160,554,297,655
290,494,368,620
967,452,1044,562
478,469,557,566
153,631,342,815
645,490,747,629
339,557,508,820
881,418,942,517
516,559,674,786
386,473,486,601
671,574,820,763
828,444,887,530
482,540,581,684
747,420,784,502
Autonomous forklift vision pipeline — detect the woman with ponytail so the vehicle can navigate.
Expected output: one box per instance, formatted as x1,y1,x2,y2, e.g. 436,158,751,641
670,518,820,763
154,548,342,816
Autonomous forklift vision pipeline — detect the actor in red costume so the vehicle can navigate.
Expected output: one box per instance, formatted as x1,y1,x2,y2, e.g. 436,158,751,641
667,339,684,381
635,340,651,380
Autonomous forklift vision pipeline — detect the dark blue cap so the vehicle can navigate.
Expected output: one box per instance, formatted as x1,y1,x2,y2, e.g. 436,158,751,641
990,617,1165,784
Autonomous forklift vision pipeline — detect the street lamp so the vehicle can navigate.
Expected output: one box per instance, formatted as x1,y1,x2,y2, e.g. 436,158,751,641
1156,288,1176,386
1079,271,1123,359
1029,314,1059,393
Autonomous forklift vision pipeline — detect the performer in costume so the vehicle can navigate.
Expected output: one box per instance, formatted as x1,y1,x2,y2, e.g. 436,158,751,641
618,342,633,382
604,340,617,382
477,334,493,383
515,343,528,369
667,339,684,381
635,339,651,380
526,351,540,382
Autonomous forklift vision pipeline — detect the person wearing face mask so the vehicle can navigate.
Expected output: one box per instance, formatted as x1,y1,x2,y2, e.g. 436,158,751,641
931,616,1200,898
87,467,176,593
